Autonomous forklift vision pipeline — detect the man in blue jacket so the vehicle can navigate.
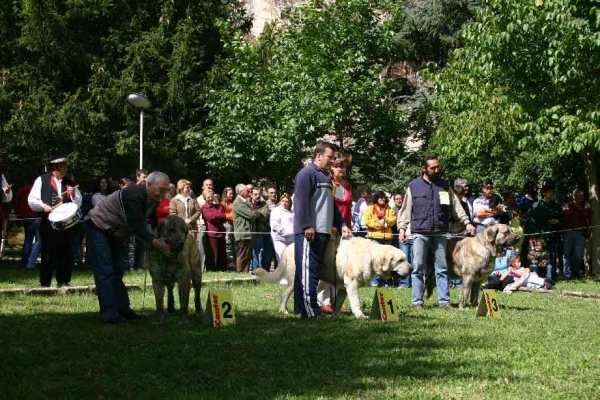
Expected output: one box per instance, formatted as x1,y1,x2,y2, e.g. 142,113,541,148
397,154,476,310
293,142,351,318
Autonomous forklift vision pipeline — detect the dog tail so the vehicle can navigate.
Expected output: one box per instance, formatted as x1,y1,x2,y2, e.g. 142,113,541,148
255,245,293,284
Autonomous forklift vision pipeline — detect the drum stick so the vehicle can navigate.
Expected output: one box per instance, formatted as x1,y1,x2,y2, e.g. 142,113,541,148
51,185,80,210
59,185,79,196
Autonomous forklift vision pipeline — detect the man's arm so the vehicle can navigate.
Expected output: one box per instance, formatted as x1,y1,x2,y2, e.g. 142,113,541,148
293,169,314,231
27,177,48,212
396,187,413,232
1,174,12,202
234,200,257,220
450,189,475,234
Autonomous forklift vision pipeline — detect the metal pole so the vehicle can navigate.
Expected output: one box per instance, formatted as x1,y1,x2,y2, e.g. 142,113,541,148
139,110,144,170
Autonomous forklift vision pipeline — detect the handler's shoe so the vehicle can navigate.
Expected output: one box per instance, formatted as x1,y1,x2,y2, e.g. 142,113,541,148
321,305,334,314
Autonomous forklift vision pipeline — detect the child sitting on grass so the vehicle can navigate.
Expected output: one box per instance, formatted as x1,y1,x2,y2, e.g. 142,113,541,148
502,254,552,293
528,238,552,279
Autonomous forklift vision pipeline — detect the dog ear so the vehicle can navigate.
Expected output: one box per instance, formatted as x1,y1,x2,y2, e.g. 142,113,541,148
484,225,498,244
380,253,392,271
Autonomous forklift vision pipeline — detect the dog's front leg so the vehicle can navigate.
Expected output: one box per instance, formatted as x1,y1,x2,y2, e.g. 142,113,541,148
459,277,472,310
344,279,366,319
153,281,166,324
470,281,482,307
167,286,176,314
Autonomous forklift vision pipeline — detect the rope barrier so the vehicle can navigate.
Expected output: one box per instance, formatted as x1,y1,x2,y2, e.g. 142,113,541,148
3,216,598,239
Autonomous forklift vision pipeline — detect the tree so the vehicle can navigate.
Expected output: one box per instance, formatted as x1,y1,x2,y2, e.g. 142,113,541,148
186,0,413,186
430,0,600,274
0,0,249,186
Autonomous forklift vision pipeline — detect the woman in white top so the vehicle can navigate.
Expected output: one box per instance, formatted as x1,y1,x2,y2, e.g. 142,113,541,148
270,193,294,263
91,177,109,207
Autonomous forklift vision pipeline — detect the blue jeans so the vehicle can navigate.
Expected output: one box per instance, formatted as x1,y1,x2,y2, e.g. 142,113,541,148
21,218,41,269
562,231,585,278
252,233,275,271
411,234,450,306
398,239,413,288
87,225,133,322
370,238,391,287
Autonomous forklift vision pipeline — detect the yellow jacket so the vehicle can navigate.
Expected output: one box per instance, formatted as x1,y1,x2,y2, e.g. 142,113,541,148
364,204,397,240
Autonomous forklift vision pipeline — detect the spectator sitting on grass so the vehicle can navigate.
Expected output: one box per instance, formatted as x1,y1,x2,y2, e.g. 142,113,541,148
502,254,551,293
528,238,552,280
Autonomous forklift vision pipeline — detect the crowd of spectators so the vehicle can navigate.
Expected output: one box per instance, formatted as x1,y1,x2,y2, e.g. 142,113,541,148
0,159,593,294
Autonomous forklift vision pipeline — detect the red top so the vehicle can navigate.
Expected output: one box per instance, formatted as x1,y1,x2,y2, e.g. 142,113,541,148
14,184,38,218
563,201,591,234
201,202,227,238
333,180,352,229
156,197,171,223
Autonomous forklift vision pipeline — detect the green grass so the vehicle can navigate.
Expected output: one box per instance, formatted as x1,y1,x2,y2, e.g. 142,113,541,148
1,261,600,399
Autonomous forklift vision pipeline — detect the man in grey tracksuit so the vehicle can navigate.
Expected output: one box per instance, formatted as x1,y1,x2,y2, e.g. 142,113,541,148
293,142,351,318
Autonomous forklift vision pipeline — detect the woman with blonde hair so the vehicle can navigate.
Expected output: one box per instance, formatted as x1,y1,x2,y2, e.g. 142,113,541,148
270,193,294,264
169,179,201,232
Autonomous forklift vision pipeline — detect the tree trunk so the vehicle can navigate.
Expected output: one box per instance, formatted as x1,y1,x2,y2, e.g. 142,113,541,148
583,146,600,277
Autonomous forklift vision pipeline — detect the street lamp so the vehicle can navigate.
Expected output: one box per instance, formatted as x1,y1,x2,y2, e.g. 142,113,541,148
126,93,151,169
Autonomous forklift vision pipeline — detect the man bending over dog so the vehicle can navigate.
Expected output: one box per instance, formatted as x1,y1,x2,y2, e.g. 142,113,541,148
87,171,172,323
397,154,476,310
293,141,352,318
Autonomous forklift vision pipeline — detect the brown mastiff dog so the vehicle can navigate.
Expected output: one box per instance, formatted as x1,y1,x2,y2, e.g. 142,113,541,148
425,224,520,309
147,215,203,323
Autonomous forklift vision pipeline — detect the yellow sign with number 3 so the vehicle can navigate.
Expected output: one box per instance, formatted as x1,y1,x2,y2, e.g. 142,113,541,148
476,289,501,319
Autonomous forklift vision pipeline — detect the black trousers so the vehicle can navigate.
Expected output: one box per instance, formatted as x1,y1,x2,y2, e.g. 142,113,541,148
40,218,75,286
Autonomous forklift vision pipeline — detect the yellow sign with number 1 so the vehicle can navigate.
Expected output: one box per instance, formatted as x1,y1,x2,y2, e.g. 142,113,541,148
476,289,501,319
369,288,399,322
203,289,236,327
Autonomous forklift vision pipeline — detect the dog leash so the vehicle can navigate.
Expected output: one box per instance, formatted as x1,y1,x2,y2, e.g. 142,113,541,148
142,253,148,310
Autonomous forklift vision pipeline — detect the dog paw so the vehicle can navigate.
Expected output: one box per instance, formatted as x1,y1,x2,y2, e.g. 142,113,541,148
353,312,368,319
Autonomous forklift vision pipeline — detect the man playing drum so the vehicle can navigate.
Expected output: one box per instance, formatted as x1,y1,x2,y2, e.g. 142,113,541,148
28,152,82,287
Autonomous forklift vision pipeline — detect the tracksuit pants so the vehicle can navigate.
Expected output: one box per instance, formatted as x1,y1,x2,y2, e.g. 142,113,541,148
294,232,329,317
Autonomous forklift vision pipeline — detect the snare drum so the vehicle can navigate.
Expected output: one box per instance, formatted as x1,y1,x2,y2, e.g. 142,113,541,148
48,203,82,230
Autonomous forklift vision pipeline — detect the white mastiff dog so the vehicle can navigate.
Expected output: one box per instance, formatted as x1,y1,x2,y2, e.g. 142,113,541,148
255,237,411,318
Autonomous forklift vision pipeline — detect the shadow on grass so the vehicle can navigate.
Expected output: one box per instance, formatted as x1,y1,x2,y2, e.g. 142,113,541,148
0,306,510,399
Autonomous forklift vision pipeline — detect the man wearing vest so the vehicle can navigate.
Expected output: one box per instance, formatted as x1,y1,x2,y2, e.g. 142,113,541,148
397,154,476,310
28,152,82,287
87,171,172,323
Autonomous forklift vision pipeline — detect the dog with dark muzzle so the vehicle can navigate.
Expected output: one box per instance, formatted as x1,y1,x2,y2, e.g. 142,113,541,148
425,224,520,309
147,215,203,323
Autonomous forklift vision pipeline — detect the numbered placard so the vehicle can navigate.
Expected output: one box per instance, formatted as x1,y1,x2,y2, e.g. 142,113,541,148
369,288,399,322
475,289,501,319
203,289,236,327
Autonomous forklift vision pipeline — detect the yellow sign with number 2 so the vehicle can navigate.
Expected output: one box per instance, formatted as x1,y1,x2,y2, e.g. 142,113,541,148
203,289,236,327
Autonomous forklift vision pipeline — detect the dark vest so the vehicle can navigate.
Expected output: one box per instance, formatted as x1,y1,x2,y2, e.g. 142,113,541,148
40,173,75,208
409,176,450,233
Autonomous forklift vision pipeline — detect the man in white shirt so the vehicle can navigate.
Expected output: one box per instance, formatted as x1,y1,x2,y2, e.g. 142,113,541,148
28,152,82,287
472,180,505,233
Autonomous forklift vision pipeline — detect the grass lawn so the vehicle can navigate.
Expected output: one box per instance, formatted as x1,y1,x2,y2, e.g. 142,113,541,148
1,261,600,399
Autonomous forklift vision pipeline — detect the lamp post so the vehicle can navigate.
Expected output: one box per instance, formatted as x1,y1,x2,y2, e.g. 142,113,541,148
126,93,151,169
